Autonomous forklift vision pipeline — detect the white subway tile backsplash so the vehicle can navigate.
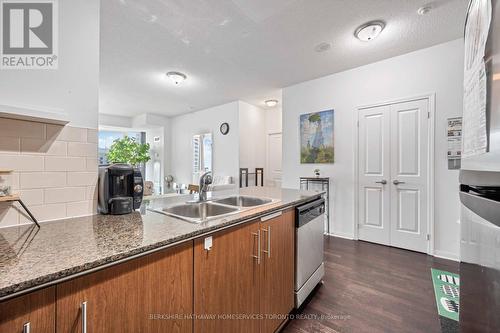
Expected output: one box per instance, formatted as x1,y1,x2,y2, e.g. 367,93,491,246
45,156,86,172
0,137,20,153
21,139,67,156
85,185,97,201
66,201,93,217
0,154,44,172
46,125,87,142
68,142,98,157
45,187,86,204
20,172,67,189
18,189,44,205
0,121,98,227
0,118,45,139
87,129,98,143
67,172,97,186
19,203,66,223
86,158,98,172
0,203,19,227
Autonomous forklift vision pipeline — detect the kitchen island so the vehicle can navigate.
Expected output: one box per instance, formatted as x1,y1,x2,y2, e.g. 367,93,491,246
0,186,322,333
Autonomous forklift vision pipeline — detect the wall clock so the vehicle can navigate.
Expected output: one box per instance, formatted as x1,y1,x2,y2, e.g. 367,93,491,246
220,122,230,135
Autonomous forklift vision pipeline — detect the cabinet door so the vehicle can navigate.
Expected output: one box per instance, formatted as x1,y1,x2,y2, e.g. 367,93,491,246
260,209,295,333
194,221,261,333
137,242,193,333
0,287,55,333
57,242,193,333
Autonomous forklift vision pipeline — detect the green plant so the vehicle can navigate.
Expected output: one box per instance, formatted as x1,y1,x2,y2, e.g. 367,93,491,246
106,136,151,167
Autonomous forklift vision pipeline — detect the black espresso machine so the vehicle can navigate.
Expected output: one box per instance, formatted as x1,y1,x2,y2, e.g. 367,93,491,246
98,164,144,215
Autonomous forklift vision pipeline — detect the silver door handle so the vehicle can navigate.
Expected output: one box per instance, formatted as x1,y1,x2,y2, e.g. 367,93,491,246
261,226,271,258
81,301,87,333
23,322,30,333
251,230,261,264
393,180,405,185
375,180,387,185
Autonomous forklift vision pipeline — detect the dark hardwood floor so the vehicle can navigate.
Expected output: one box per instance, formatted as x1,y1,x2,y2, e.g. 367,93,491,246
283,236,459,333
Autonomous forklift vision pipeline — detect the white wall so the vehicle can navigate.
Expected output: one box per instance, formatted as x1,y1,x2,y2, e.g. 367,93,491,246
239,101,266,172
282,39,464,259
0,0,100,129
170,102,240,185
99,114,133,128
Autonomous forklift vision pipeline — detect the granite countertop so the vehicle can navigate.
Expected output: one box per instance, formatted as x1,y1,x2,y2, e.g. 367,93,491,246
0,187,322,301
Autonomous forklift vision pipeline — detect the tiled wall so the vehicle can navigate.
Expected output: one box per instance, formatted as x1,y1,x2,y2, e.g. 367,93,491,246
0,118,98,227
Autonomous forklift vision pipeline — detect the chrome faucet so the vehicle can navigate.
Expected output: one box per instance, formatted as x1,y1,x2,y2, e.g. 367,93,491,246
199,171,213,201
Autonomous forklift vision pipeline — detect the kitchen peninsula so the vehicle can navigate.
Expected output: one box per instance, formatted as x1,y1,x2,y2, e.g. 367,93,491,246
0,187,322,333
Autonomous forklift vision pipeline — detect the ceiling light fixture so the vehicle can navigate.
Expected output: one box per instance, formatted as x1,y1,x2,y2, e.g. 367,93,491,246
417,6,432,15
166,71,187,85
265,99,279,107
354,21,385,42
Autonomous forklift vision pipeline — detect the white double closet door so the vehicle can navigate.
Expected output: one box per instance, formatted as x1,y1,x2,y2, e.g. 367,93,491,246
358,98,430,253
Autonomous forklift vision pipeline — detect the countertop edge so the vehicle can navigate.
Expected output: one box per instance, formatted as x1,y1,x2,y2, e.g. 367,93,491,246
0,193,321,302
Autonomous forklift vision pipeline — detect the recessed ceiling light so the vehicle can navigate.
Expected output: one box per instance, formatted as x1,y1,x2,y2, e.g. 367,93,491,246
166,71,187,85
417,6,432,15
315,42,332,53
265,100,279,107
354,21,385,42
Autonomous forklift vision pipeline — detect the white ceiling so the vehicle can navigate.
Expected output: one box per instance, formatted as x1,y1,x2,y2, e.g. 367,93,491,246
100,0,469,117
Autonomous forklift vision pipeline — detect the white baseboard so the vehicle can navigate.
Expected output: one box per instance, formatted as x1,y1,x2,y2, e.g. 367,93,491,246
324,234,461,262
326,231,354,240
433,250,460,262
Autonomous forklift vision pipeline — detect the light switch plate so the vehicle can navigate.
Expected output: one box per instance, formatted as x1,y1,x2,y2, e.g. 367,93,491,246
204,236,213,251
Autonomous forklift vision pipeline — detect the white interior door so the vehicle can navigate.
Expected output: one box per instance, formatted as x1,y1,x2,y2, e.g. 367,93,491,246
389,99,429,253
358,98,429,253
267,133,282,187
358,105,391,246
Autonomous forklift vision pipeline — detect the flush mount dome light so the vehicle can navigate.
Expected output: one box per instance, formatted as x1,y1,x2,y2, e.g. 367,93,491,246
355,21,385,42
166,71,187,85
265,99,278,107
417,6,432,15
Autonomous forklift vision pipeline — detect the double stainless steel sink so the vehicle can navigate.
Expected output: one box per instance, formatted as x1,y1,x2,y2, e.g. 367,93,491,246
151,196,274,223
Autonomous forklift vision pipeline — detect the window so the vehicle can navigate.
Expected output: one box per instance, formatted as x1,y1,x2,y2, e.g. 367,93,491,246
98,130,144,165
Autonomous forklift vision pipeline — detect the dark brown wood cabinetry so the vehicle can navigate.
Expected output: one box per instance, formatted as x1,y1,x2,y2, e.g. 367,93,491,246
194,220,261,333
0,286,56,333
56,241,193,333
194,209,295,333
260,209,295,333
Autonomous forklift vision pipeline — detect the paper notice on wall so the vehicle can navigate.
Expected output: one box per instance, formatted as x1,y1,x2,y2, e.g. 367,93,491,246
447,117,463,169
462,61,488,158
462,0,491,158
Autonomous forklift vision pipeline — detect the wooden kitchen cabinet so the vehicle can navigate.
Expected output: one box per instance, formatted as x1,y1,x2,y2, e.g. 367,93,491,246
194,209,295,333
260,209,295,333
194,220,261,333
0,286,56,333
56,241,193,333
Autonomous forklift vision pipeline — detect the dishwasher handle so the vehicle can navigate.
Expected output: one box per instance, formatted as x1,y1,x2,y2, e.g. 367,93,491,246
296,198,325,228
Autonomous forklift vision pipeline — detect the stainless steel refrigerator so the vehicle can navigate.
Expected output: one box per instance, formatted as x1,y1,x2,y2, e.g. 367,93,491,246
460,0,500,331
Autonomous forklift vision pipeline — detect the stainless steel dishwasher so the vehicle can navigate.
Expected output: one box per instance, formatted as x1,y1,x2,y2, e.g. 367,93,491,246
295,197,325,308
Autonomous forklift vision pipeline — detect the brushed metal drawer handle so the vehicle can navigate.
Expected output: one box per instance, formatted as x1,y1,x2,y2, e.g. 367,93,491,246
23,322,30,333
81,301,88,333
260,211,282,222
251,230,261,264
261,226,271,258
